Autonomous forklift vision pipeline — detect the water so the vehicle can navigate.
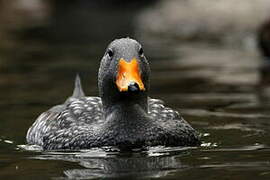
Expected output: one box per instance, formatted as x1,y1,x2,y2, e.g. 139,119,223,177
0,1,270,179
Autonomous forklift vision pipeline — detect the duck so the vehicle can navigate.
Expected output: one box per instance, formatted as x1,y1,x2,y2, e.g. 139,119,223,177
26,38,201,150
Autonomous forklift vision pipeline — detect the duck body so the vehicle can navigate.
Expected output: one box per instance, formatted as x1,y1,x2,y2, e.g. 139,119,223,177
27,92,200,150
26,38,200,150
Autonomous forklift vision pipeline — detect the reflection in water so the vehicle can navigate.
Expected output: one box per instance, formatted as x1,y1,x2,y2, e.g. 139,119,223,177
64,156,181,179
22,144,270,179
29,147,188,179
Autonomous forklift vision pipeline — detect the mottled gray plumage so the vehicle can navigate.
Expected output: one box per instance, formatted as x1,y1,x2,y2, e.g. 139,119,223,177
26,38,200,150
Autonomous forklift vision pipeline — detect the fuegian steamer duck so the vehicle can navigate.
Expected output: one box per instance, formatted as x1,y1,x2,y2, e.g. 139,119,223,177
26,38,201,150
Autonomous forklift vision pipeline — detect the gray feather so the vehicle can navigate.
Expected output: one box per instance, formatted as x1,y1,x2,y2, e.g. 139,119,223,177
72,74,85,98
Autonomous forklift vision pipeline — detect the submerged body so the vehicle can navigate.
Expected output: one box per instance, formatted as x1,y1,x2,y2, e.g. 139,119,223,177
27,38,200,150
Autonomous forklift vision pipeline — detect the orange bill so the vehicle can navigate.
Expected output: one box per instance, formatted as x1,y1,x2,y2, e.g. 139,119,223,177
116,58,145,92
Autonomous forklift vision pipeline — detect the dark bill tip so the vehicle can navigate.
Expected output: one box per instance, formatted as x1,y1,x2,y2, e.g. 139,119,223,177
128,82,140,92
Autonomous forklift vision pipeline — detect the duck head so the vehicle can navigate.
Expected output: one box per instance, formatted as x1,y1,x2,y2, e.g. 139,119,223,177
98,38,150,112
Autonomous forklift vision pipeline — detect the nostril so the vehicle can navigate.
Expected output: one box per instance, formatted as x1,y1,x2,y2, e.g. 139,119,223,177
128,82,140,92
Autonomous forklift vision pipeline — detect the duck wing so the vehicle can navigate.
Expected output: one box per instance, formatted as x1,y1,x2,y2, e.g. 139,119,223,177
26,75,104,149
148,98,182,122
148,98,200,146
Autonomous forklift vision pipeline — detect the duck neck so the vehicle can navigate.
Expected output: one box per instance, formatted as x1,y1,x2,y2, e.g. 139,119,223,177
102,93,148,120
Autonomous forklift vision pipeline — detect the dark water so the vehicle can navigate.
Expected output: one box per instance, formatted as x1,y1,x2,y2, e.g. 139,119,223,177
0,1,270,179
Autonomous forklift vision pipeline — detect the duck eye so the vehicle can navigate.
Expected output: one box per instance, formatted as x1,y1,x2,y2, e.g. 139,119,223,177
139,47,144,56
107,49,114,58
